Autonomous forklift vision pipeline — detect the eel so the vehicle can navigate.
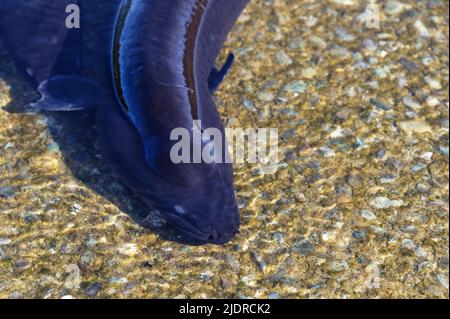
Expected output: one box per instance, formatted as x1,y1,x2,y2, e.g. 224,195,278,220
0,0,250,245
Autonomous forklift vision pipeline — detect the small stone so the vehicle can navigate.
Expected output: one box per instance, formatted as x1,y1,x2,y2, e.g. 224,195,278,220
399,120,432,134
226,254,240,271
411,162,427,172
272,232,285,244
0,238,12,245
347,174,363,188
13,258,31,272
329,46,351,59
401,239,417,251
360,209,377,221
369,98,391,110
118,243,138,256
352,230,367,241
335,27,356,41
385,1,411,15
420,152,433,161
379,174,398,184
0,186,16,198
375,148,386,159
292,238,315,256
321,231,337,242
435,273,449,289
268,292,280,299
242,98,256,112
330,0,356,5
257,91,274,102
413,20,430,37
85,283,101,297
318,146,335,158
301,67,317,79
329,260,349,272
398,57,419,72
309,36,327,49
283,81,306,93
438,146,449,157
424,76,442,90
276,50,292,65
416,183,430,193
362,39,377,52
250,251,267,272
23,212,38,224
400,225,418,234
220,278,232,289
79,250,97,268
241,274,256,287
426,97,440,107
109,277,128,284
402,96,421,110
370,196,405,209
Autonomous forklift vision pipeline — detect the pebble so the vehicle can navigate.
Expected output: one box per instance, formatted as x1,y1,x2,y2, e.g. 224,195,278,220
321,231,337,242
330,0,356,5
352,230,367,241
402,96,421,110
23,212,38,224
426,97,439,107
329,260,349,272
399,120,432,134
257,91,274,102
438,146,449,157
241,274,257,287
276,50,292,65
413,20,430,37
283,81,306,93
242,98,256,112
0,238,12,245
398,57,419,72
362,39,377,52
335,27,356,42
117,243,138,256
318,146,335,158
416,183,430,193
369,98,391,110
336,108,352,120
13,258,31,272
401,239,417,251
385,1,411,15
424,76,442,90
79,251,97,268
250,251,267,272
370,196,405,209
0,186,15,198
301,67,317,79
292,238,315,256
379,174,398,184
268,292,280,299
435,274,449,289
411,162,427,172
85,282,101,297
360,209,377,221
272,232,285,244
220,278,232,289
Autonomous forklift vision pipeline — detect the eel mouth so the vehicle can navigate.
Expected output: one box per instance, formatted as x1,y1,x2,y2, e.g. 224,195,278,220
163,211,235,245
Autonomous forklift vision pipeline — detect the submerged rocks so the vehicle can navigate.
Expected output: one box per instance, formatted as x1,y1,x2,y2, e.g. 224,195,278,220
370,196,405,209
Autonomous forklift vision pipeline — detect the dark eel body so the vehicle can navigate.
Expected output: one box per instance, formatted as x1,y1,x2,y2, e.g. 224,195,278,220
0,0,250,245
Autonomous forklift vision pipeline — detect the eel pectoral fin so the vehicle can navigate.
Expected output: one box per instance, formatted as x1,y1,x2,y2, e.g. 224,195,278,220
30,75,98,111
208,53,235,93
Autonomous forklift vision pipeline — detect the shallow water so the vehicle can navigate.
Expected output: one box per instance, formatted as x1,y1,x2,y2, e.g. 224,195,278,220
0,0,448,298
